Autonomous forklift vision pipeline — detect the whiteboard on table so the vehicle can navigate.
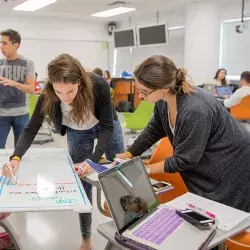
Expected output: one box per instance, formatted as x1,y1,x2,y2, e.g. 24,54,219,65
0,148,91,213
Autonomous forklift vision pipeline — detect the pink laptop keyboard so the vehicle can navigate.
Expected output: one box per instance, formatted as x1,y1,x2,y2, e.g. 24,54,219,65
132,207,183,245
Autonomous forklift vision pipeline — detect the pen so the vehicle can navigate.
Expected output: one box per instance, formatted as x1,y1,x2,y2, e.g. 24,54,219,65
187,203,216,218
5,162,17,184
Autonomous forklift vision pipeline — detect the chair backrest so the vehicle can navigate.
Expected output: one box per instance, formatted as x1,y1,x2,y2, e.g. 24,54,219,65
145,137,188,203
230,95,250,120
29,94,39,117
134,100,154,120
147,137,174,164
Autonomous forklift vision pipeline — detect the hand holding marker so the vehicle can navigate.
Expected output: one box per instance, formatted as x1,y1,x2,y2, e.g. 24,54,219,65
2,162,17,184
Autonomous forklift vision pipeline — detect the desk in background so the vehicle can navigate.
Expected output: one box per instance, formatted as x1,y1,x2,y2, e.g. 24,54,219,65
112,78,141,110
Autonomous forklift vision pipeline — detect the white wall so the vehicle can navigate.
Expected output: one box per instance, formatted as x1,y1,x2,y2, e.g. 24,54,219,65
184,1,221,85
0,15,110,79
110,0,250,79
221,20,250,76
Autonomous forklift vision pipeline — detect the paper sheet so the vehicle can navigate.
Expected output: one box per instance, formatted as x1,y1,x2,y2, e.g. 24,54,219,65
167,192,250,231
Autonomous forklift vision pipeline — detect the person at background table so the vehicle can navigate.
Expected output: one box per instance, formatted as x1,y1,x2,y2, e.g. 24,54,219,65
92,67,103,77
0,29,35,148
213,68,229,86
224,71,250,108
114,55,250,212
3,54,124,250
104,70,114,89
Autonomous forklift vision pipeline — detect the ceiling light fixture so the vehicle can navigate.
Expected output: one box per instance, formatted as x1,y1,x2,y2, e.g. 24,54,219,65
13,0,57,12
92,7,135,17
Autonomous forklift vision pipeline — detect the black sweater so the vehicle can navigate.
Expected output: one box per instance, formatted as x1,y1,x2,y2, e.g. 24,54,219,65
12,74,117,163
128,87,250,212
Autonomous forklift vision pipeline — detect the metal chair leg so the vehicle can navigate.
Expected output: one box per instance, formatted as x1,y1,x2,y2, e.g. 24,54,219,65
104,241,114,250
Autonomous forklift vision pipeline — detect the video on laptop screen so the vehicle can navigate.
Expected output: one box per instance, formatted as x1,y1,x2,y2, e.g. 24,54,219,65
99,158,158,232
216,86,232,97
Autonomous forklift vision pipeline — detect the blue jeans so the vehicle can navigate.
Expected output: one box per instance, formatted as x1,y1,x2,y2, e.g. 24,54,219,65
66,120,124,239
0,114,29,149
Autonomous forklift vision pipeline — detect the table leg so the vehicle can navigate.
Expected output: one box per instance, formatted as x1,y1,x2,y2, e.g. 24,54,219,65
104,241,115,250
97,187,109,217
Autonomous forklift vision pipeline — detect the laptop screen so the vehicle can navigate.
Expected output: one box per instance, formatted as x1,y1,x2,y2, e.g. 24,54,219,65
215,86,233,97
99,157,159,233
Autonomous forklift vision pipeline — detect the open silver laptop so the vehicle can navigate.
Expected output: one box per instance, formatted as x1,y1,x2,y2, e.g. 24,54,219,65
98,157,216,250
202,83,216,94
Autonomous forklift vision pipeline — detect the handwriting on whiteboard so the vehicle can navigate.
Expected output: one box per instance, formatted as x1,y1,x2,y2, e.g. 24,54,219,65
29,196,79,205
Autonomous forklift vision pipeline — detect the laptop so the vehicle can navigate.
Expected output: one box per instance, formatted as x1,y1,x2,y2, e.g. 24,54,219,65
215,86,233,98
98,157,217,250
202,84,216,94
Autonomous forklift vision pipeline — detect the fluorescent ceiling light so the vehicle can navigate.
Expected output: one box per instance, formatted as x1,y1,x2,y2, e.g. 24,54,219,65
168,26,185,31
13,0,57,12
222,17,250,23
92,7,135,17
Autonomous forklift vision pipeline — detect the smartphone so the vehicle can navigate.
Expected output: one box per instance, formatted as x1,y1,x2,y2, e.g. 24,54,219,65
176,209,215,226
152,181,173,193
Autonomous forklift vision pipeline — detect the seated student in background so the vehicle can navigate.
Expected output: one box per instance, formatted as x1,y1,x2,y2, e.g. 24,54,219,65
92,67,103,77
104,70,114,89
2,54,124,250
224,71,250,108
113,55,250,212
212,68,229,86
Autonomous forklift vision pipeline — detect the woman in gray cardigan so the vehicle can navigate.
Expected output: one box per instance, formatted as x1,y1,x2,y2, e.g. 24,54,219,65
115,55,250,212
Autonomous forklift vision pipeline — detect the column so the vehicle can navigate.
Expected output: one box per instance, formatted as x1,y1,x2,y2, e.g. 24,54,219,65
184,0,221,85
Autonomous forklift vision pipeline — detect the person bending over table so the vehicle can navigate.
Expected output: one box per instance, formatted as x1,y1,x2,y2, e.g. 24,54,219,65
111,55,250,212
2,53,124,250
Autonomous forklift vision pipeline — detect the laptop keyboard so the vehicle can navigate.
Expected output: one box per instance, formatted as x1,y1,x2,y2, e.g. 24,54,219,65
132,207,183,246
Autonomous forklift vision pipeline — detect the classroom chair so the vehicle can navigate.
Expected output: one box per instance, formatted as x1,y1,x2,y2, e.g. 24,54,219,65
110,87,114,98
122,100,155,133
225,231,250,250
144,137,188,204
230,95,250,121
29,94,54,145
103,137,188,217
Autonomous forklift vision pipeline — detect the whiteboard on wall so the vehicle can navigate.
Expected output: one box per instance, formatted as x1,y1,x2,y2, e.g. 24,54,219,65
221,21,250,76
18,39,109,80
0,148,91,213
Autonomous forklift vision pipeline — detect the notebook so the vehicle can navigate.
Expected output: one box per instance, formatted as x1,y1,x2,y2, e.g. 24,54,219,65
99,157,217,250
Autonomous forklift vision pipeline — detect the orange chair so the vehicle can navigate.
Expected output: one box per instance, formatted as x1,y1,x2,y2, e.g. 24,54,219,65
103,137,188,217
230,96,250,120
144,137,173,164
225,231,250,250
144,137,188,204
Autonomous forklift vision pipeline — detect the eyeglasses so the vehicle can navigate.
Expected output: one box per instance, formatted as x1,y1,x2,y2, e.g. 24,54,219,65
134,83,158,98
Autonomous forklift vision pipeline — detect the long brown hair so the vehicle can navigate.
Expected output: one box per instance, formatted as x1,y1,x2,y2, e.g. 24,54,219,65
214,68,228,86
134,55,194,95
43,54,94,126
